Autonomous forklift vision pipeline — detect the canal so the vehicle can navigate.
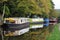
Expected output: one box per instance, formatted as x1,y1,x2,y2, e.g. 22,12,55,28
0,18,58,40
0,24,58,40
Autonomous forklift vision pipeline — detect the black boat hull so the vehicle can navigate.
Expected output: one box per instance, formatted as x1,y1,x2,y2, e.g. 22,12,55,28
2,22,30,31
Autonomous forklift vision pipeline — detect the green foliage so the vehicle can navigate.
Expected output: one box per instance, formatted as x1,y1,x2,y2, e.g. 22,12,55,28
4,6,10,16
55,9,60,18
46,24,60,40
0,0,54,18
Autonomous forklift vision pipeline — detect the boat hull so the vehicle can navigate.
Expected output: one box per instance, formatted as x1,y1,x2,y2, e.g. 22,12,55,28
2,22,30,31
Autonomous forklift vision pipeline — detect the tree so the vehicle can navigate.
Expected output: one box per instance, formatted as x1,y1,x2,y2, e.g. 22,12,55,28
0,0,55,18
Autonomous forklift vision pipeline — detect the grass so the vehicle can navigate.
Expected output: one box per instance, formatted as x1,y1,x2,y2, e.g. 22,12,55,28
46,24,60,40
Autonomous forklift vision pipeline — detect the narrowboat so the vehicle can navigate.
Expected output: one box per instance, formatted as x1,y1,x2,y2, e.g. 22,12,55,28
29,18,44,29
2,18,30,36
44,18,49,26
49,18,57,25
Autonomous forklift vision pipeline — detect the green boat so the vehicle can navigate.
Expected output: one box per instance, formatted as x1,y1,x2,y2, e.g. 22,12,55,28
29,18,44,29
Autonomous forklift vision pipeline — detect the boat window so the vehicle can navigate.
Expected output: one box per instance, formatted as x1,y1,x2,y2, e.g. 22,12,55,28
21,20,22,22
6,20,15,23
44,21,47,23
6,20,9,23
10,20,15,23
49,21,56,23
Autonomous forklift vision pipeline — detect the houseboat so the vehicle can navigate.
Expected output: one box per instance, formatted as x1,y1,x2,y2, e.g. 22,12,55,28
30,18,44,29
44,18,49,26
2,18,30,36
49,18,57,25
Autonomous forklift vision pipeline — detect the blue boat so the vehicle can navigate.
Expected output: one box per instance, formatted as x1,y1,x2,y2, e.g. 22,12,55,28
44,18,49,26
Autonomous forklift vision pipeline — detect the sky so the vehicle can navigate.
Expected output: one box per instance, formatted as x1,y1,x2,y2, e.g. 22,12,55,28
52,0,60,9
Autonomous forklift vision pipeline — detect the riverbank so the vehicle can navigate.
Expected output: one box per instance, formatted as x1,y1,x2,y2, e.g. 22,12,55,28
46,24,60,40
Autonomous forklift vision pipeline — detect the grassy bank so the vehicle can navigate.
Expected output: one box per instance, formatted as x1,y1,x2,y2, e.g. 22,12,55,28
46,24,60,40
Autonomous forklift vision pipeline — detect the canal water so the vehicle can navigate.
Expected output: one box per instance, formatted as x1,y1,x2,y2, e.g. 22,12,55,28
0,24,58,40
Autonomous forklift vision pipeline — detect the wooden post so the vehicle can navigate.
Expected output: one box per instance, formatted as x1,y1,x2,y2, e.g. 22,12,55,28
0,27,4,40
